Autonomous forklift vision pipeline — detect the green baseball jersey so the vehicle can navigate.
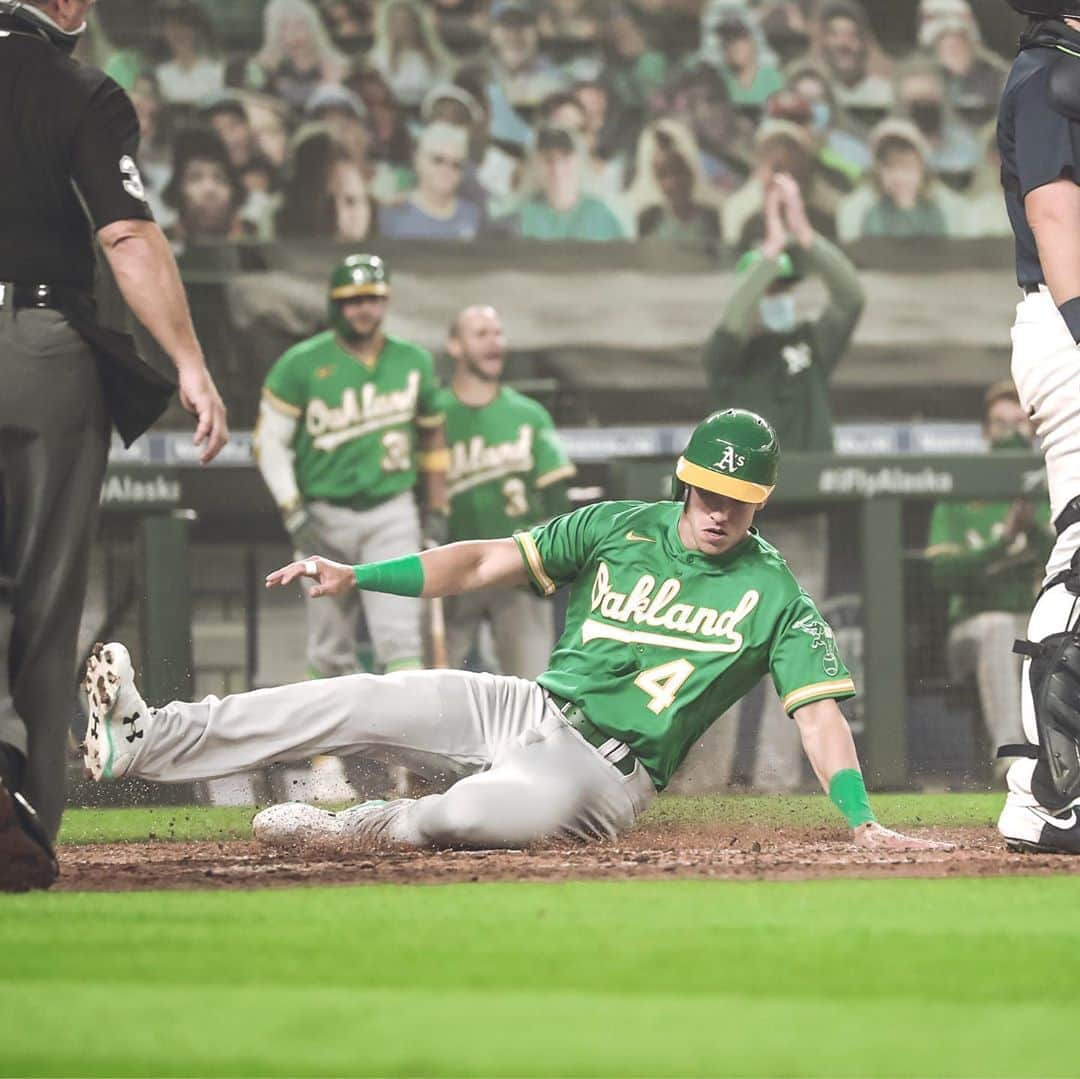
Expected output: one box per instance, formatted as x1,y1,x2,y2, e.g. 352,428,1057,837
926,498,1052,623
263,331,443,505
438,386,577,540
514,500,855,789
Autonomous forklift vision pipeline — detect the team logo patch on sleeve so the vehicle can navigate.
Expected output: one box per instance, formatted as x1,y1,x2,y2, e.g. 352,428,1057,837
792,615,841,677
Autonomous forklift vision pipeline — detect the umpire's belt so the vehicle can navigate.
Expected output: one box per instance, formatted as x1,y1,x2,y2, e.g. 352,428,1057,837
0,282,89,311
547,692,637,777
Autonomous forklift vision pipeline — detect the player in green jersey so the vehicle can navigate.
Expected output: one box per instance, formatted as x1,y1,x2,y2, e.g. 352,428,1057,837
439,304,576,678
254,254,449,678
83,409,945,852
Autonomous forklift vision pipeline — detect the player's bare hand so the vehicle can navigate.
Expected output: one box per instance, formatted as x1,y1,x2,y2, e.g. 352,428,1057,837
178,366,229,464
852,821,954,852
265,556,354,597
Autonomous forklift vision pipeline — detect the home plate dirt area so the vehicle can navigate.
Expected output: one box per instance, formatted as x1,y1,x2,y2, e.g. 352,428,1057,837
55,820,1080,891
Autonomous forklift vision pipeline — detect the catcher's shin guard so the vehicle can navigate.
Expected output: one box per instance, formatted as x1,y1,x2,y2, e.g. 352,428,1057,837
1000,554,1080,812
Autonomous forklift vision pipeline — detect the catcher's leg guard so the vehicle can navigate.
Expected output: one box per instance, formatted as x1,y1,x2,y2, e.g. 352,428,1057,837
999,554,1080,813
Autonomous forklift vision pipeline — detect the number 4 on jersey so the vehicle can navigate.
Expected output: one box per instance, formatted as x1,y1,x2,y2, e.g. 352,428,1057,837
634,659,695,715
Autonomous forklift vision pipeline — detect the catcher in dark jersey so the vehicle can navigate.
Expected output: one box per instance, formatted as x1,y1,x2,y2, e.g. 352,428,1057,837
82,410,945,852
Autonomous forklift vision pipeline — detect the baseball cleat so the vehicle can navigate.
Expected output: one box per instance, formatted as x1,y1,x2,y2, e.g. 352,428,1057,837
0,779,58,892
82,642,151,781
252,799,388,848
999,801,1080,854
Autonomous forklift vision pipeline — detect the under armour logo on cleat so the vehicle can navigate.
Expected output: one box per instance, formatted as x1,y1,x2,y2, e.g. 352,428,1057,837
122,713,143,743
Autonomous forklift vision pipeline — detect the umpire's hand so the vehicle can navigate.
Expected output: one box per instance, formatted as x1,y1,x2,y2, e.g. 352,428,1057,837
178,366,229,464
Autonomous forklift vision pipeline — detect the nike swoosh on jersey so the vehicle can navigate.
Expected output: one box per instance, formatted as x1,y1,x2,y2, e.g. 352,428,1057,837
625,531,656,543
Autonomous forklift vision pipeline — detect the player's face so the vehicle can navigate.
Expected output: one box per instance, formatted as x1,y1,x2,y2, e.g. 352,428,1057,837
338,295,388,341
455,307,506,381
679,485,759,557
985,398,1033,447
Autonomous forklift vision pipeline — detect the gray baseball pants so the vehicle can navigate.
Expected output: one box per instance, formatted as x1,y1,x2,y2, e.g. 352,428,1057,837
444,586,554,679
0,305,109,838
947,612,1027,758
124,669,655,846
297,493,423,674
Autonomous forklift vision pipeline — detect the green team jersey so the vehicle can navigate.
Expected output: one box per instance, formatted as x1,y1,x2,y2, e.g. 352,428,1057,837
262,331,443,505
926,498,1052,623
514,500,856,789
437,386,577,540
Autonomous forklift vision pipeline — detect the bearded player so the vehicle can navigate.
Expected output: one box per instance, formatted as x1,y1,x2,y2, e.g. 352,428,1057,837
994,1,1080,853
254,254,448,679
439,304,576,679
82,409,943,853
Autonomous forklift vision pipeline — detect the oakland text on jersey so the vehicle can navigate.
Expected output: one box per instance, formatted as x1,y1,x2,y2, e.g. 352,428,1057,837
448,424,535,496
588,561,760,651
306,372,421,451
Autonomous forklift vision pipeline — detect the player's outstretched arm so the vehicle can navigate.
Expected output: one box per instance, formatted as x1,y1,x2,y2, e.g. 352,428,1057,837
265,538,529,599
793,699,953,851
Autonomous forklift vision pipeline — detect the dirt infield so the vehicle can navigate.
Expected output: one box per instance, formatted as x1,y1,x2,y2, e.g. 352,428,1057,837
54,821,1080,891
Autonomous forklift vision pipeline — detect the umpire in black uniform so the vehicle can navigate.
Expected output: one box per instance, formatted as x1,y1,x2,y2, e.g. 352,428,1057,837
0,0,228,890
996,0,1080,854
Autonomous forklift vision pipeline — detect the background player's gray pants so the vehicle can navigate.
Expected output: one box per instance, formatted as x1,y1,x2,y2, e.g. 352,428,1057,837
298,493,423,673
0,306,108,837
444,586,554,679
947,612,1026,759
125,670,656,847
670,512,825,793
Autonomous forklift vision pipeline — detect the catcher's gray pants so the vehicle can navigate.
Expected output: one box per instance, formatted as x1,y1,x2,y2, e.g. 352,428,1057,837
124,669,655,846
670,511,825,793
0,305,108,838
297,493,422,674
445,586,554,679
947,612,1026,759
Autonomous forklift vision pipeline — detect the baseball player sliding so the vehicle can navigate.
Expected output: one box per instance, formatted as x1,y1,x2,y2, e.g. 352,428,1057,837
82,411,944,853
440,304,576,678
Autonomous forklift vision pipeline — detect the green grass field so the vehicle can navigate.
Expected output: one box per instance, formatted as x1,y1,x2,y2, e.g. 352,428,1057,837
3,795,1071,1078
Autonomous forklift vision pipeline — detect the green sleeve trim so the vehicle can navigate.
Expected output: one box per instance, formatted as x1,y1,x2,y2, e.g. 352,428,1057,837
829,768,876,828
353,555,425,597
513,531,557,597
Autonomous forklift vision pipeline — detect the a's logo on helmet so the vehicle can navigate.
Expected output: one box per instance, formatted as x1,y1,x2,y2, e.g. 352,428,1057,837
714,445,746,474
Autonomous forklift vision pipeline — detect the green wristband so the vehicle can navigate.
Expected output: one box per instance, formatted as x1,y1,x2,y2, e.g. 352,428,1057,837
828,768,876,828
352,555,425,597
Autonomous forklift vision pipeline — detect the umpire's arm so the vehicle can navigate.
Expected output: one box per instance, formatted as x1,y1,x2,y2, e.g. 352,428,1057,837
98,218,228,463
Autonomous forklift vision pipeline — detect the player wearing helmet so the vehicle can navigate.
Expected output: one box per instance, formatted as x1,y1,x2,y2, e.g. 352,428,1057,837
994,0,1080,852
254,254,448,679
83,409,944,853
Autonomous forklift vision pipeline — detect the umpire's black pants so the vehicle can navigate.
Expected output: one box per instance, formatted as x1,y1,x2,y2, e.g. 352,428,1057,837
0,301,108,839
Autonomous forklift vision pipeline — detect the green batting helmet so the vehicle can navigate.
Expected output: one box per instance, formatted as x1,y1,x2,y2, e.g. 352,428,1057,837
673,409,780,504
328,254,390,335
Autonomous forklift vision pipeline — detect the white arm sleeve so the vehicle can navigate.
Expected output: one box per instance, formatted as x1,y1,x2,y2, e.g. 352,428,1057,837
254,399,302,512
